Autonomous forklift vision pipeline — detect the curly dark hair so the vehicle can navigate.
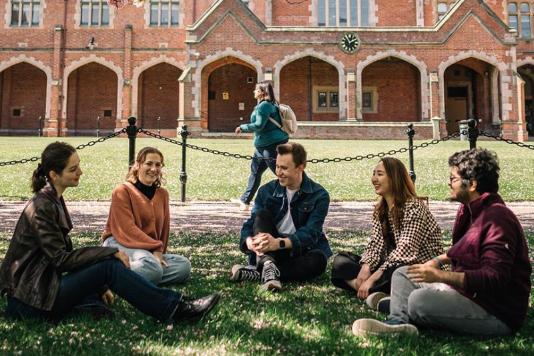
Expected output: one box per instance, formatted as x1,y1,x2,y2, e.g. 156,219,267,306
448,148,500,194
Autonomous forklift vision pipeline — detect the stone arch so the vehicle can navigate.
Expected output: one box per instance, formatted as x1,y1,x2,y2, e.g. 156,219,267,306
517,57,534,69
357,50,428,121
0,55,52,120
131,55,184,117
62,55,123,120
438,51,507,121
273,49,346,119
193,48,263,117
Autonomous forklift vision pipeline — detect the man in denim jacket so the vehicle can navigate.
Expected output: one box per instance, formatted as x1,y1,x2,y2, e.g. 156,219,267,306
230,142,332,291
353,148,531,337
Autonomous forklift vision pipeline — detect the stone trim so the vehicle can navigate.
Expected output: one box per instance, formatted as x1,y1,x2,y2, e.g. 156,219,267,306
193,47,264,117
131,55,185,117
273,48,346,120
438,50,508,122
62,55,123,122
356,50,429,121
0,54,52,120
517,57,534,68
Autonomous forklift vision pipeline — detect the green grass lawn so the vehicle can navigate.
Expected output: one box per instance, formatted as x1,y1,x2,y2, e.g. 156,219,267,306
0,231,533,355
0,137,533,201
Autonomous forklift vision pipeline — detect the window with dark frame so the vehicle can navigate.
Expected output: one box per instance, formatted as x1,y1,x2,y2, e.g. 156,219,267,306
520,2,531,38
508,2,519,32
362,92,373,110
103,110,112,117
150,0,180,26
318,92,328,107
80,0,109,26
12,108,22,117
330,92,339,107
10,0,41,27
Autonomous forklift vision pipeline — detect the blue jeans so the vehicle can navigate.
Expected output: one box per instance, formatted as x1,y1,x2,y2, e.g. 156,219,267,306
5,259,181,323
103,237,191,285
389,266,511,336
241,140,287,204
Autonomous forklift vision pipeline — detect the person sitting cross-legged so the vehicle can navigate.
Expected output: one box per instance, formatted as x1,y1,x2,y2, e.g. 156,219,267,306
352,149,531,337
230,142,332,291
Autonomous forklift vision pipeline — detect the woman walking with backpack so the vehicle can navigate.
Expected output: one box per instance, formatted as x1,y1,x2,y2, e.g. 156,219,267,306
234,81,288,210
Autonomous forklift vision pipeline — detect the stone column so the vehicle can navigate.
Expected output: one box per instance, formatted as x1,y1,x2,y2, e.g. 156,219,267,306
346,71,357,120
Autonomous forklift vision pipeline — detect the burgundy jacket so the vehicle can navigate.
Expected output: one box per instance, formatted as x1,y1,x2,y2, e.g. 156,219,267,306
447,193,531,332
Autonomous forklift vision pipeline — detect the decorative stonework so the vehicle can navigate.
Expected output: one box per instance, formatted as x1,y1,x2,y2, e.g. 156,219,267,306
517,57,534,68
0,54,52,119
74,0,116,30
437,50,508,121
62,55,123,120
273,48,346,120
192,48,264,117
356,50,429,120
131,55,185,117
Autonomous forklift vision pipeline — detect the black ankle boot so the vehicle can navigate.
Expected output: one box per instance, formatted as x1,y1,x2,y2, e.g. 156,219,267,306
172,293,220,322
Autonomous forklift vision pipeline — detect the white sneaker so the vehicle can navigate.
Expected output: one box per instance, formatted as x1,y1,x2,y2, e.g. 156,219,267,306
365,292,388,310
352,318,418,337
230,199,250,211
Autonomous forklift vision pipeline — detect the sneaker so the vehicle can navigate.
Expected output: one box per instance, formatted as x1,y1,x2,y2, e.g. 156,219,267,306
365,292,388,310
352,318,418,337
230,264,261,282
261,261,282,291
173,293,220,323
230,198,250,211
377,297,391,314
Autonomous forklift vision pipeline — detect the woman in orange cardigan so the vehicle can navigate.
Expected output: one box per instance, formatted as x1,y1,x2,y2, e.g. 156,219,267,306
102,147,191,285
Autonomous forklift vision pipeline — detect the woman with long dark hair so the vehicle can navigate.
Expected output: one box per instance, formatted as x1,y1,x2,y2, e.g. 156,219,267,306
102,147,191,285
234,81,289,210
0,142,219,323
331,157,443,311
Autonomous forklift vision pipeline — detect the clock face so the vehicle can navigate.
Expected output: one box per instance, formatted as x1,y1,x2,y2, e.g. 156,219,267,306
340,33,359,54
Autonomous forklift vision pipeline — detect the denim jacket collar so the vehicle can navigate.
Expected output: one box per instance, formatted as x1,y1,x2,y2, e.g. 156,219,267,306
272,172,313,198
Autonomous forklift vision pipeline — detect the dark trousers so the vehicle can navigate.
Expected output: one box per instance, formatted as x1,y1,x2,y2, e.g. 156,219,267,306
240,140,287,204
252,209,327,282
331,252,397,294
5,259,181,323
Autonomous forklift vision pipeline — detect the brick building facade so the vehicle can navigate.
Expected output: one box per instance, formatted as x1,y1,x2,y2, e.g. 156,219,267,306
0,0,532,140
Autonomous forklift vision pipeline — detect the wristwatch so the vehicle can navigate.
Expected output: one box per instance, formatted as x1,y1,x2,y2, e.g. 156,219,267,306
279,239,286,249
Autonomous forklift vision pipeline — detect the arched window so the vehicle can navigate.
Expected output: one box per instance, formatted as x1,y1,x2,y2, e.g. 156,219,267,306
520,2,531,38
317,0,371,26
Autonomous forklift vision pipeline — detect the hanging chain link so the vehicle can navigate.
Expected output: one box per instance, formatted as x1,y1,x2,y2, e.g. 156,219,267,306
479,131,534,150
0,128,127,167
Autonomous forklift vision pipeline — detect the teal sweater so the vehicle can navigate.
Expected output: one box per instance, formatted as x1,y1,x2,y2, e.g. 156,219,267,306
240,101,289,148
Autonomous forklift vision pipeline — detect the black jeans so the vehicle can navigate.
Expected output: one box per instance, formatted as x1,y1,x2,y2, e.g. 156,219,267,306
331,252,398,294
5,259,181,323
240,140,287,204
253,209,327,282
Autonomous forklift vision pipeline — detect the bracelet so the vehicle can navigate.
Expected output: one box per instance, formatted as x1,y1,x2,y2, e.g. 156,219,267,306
433,256,444,269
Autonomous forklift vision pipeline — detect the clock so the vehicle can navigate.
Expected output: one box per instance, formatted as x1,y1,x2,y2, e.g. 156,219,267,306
339,32,360,54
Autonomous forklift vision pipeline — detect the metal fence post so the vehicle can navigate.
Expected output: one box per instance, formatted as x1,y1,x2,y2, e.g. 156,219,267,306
38,116,43,137
406,124,416,183
157,116,161,136
180,125,189,202
96,115,101,138
126,116,138,167
467,118,478,149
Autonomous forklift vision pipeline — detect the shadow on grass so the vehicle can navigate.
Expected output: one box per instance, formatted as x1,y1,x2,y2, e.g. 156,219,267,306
0,231,532,355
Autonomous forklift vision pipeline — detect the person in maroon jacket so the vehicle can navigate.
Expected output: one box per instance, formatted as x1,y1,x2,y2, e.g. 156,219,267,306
352,148,531,337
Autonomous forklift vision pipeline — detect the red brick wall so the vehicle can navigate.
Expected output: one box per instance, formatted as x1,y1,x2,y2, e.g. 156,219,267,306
280,57,339,121
376,0,416,26
272,0,310,25
362,59,420,121
138,63,181,129
0,63,46,131
207,63,257,131
66,63,117,132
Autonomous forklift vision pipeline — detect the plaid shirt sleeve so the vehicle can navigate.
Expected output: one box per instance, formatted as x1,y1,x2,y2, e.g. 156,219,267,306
379,199,442,271
360,215,387,271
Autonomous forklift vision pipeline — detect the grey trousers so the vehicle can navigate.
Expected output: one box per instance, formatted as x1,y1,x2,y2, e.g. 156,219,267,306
389,266,512,336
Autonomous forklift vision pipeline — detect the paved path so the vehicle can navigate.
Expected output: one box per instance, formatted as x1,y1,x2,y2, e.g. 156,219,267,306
1,200,533,234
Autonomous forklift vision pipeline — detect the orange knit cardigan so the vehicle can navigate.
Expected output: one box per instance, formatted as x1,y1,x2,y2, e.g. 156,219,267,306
102,182,170,252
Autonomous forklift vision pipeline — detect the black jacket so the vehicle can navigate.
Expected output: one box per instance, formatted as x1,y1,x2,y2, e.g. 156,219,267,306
0,184,117,311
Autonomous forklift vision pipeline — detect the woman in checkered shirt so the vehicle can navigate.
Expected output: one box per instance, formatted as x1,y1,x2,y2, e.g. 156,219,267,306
331,157,443,310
